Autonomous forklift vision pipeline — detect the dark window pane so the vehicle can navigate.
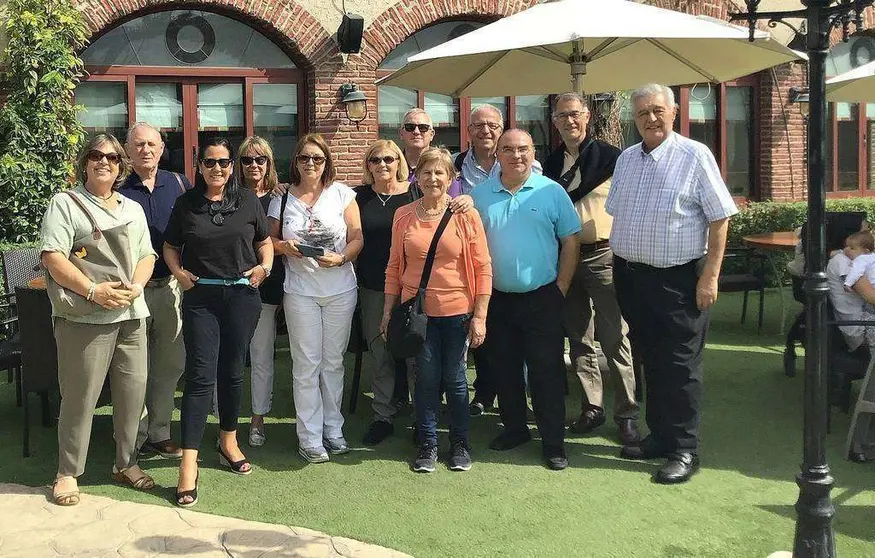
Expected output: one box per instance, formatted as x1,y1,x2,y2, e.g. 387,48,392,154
726,87,754,197
837,102,859,191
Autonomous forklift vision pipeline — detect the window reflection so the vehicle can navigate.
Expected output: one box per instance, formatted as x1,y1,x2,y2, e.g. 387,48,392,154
76,82,128,141
726,87,753,197
688,84,717,160
836,102,860,191
378,86,417,141
515,95,550,162
424,93,460,153
253,84,298,182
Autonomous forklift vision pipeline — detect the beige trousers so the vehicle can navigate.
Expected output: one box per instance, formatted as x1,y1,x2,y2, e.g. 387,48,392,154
55,318,148,477
136,279,185,447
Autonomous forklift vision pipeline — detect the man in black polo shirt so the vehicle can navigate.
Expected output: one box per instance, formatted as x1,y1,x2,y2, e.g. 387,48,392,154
121,122,191,459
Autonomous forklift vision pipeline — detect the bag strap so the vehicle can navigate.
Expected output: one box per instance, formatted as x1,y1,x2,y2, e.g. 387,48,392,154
64,191,102,240
278,189,289,240
173,172,186,194
418,208,453,291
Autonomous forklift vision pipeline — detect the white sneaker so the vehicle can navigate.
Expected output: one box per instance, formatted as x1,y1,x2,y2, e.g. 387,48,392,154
298,446,329,463
249,426,265,447
322,437,351,455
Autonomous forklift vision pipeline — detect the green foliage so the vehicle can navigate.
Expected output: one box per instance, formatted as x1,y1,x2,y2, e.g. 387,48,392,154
0,0,88,243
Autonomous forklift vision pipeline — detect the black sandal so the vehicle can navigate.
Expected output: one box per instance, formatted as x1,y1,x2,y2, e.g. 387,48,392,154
175,472,198,508
218,447,252,475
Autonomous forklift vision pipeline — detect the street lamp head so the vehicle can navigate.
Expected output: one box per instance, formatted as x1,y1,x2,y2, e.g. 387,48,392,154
789,86,810,117
339,83,368,123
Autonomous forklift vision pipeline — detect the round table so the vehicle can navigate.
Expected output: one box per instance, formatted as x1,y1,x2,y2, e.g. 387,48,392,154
742,231,799,333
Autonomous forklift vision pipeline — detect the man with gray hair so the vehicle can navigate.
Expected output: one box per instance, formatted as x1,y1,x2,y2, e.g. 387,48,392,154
120,122,192,459
607,84,738,484
543,92,639,445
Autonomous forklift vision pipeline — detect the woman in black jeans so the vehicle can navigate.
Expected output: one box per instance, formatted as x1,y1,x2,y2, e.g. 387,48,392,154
164,137,273,507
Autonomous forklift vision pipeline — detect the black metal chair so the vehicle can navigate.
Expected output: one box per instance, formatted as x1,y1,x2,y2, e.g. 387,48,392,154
16,286,58,457
718,247,767,332
1,248,39,403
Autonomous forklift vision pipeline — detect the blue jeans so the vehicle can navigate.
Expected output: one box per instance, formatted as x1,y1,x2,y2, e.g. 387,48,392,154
415,313,471,446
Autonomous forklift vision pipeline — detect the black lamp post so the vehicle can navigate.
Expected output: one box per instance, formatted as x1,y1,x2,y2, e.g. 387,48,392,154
730,2,874,556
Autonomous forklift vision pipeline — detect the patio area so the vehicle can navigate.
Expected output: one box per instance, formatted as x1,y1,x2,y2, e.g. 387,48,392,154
0,291,873,557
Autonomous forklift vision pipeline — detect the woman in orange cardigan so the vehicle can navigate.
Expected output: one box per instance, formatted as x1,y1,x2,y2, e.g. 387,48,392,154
380,147,492,473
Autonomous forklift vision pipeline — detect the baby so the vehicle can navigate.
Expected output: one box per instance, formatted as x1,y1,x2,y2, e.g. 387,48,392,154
843,230,875,291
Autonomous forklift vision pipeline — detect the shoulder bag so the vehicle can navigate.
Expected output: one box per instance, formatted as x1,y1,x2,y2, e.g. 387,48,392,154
386,208,453,359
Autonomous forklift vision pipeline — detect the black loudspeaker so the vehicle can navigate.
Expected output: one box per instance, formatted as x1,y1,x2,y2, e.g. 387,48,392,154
337,13,364,54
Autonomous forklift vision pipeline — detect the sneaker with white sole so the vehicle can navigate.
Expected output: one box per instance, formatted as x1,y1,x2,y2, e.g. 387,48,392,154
322,437,351,455
448,440,473,471
298,446,329,463
413,443,438,473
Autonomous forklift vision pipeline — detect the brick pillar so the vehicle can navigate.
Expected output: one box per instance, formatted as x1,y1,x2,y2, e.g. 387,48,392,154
759,61,808,201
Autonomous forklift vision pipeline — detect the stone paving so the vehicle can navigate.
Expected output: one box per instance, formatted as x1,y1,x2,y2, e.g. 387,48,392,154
0,483,412,558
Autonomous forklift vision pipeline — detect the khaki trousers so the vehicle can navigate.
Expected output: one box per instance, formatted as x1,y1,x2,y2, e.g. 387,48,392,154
136,279,185,447
563,248,638,420
55,318,148,477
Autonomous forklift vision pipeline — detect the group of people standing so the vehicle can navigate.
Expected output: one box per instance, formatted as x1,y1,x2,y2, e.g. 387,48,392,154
40,81,737,509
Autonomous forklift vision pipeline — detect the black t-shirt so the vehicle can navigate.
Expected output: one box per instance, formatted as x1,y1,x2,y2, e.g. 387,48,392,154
257,193,284,305
165,187,268,279
355,184,416,292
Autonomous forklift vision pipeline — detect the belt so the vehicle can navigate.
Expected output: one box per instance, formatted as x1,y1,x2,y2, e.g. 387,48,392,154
580,240,611,255
146,276,174,288
195,278,250,286
614,255,698,274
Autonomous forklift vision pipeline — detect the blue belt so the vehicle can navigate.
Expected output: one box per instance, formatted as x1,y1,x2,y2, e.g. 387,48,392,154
195,278,250,286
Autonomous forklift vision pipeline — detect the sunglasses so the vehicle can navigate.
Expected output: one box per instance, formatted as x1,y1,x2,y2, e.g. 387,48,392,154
87,150,121,164
368,156,397,165
403,123,431,133
296,154,326,165
201,158,233,169
240,155,268,166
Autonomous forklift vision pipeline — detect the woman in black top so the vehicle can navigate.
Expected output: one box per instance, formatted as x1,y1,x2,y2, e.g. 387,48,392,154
164,137,273,507
235,136,285,448
355,140,417,446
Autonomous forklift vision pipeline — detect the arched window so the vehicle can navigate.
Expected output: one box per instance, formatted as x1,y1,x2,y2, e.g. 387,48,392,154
76,10,302,181
377,20,553,160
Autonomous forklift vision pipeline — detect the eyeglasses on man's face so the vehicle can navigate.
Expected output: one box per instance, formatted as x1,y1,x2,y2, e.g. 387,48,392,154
296,154,326,165
500,146,532,156
240,155,268,166
368,155,398,165
470,121,501,131
552,110,586,121
403,123,431,133
87,150,121,165
201,158,233,169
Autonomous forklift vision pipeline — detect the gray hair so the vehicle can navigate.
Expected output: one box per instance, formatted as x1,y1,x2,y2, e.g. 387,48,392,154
631,84,676,107
497,128,534,147
552,92,589,113
470,103,503,122
402,108,432,126
126,122,163,144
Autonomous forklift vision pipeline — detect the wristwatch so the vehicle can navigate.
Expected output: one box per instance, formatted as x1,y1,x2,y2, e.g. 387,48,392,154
260,264,271,277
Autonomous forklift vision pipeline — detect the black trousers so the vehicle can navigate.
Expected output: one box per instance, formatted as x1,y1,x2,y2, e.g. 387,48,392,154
613,256,708,453
471,346,496,404
486,283,566,448
180,284,261,450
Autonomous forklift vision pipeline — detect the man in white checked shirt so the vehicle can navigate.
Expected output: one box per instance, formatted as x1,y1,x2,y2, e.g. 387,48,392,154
606,83,738,484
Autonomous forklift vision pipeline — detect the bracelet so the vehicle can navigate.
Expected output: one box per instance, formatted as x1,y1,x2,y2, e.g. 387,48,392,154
86,282,96,302
259,264,271,277
339,254,347,266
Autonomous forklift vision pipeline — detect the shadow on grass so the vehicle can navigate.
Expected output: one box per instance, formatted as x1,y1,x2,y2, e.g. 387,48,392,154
758,503,875,543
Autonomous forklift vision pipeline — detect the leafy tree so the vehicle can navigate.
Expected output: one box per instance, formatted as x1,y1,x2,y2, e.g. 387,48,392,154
0,0,88,242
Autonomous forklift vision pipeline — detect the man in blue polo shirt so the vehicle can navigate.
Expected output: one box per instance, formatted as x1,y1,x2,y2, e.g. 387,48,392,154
120,122,192,459
472,129,581,470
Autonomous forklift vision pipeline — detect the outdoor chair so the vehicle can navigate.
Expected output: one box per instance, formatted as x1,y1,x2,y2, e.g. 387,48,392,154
15,286,58,457
718,247,766,332
1,247,40,404
346,300,366,414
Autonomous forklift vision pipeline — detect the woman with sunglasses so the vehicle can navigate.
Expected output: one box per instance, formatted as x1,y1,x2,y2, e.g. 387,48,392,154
40,133,157,506
355,140,417,446
235,136,286,447
164,137,273,507
268,133,363,463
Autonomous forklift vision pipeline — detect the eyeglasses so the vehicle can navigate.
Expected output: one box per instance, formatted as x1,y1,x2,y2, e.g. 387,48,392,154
240,156,268,166
552,110,586,120
403,123,431,133
87,150,121,165
470,121,501,131
296,154,326,165
368,155,397,165
201,158,233,169
500,146,532,156
208,201,226,226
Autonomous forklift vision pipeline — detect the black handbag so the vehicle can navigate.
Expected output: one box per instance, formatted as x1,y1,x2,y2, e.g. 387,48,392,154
386,208,453,359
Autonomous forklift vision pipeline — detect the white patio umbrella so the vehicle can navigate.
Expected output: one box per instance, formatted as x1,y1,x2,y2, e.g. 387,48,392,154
378,0,804,96
826,60,875,102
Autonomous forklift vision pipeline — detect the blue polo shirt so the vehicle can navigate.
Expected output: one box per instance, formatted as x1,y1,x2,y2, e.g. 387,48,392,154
472,172,581,293
119,169,192,279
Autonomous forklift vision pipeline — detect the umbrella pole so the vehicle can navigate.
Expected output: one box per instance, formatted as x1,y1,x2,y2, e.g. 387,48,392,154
571,39,586,95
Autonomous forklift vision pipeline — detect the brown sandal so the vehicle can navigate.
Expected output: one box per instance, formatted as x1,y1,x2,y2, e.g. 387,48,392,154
52,476,80,506
112,466,156,490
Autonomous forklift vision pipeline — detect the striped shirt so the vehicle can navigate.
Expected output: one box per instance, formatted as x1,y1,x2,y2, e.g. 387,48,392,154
606,132,738,268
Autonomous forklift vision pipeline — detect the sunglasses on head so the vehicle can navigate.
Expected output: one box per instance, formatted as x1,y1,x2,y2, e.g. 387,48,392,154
296,154,326,165
201,158,233,169
87,150,121,164
403,123,431,133
368,155,397,165
240,155,268,166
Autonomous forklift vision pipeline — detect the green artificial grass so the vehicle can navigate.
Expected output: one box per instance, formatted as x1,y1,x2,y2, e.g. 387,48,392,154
2,291,874,557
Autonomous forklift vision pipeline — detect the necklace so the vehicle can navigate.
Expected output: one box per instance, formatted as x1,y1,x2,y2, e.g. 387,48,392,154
417,198,448,221
375,192,394,207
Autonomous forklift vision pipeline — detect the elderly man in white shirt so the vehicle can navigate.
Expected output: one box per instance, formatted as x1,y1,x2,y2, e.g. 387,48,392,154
607,83,738,484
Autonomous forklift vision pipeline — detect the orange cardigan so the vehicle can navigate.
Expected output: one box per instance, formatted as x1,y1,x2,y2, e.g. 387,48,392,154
385,202,492,314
